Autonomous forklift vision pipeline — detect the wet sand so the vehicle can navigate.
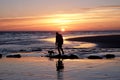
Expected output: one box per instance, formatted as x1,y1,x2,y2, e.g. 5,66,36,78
0,57,120,80
67,34,120,48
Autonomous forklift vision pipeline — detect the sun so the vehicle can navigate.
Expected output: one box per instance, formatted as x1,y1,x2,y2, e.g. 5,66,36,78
61,28,65,32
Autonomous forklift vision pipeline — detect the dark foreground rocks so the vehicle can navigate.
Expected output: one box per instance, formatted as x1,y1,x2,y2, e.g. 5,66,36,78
87,54,116,59
6,54,21,58
46,54,79,59
87,55,103,59
0,54,2,58
104,54,115,59
46,53,116,59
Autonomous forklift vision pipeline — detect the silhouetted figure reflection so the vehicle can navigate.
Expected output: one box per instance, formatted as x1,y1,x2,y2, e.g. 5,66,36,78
55,32,64,55
56,58,64,71
56,58,64,80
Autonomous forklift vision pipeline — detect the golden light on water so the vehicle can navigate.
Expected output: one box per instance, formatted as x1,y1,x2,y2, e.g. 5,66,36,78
41,36,97,48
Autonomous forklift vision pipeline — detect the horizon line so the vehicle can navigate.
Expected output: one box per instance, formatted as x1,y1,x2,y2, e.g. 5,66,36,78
0,30,120,32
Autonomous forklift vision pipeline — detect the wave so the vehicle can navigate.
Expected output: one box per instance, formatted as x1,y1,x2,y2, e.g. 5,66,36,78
0,31,120,57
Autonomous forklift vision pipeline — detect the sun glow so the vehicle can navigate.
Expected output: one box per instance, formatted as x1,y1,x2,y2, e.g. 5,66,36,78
53,19,72,25
61,28,65,32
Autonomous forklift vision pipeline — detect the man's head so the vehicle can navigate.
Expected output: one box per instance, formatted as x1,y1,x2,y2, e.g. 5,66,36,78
56,32,59,35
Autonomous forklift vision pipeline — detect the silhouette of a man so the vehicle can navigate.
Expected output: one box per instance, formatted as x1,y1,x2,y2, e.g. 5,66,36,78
55,32,64,55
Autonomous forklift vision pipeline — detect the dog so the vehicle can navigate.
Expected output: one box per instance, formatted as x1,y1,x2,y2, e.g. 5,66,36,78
48,50,54,56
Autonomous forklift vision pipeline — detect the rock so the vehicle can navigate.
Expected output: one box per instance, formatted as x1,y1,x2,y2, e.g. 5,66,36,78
48,54,68,59
31,48,42,51
62,55,69,59
6,54,21,58
69,54,79,59
87,55,103,59
104,54,115,59
46,54,79,59
19,49,26,52
0,54,2,58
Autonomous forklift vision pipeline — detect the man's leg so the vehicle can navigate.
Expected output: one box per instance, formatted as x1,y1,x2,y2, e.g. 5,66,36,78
60,47,64,54
58,47,61,55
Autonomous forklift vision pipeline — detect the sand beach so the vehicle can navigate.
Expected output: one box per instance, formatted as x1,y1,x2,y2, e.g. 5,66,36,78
0,57,120,80
67,34,120,48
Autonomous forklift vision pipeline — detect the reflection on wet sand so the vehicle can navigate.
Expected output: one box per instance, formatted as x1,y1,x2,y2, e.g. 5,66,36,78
56,58,64,80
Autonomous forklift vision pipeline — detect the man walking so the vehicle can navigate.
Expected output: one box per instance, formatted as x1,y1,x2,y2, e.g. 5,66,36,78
55,32,64,55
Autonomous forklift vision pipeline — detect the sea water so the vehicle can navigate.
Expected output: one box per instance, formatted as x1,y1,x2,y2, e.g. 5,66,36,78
0,31,120,57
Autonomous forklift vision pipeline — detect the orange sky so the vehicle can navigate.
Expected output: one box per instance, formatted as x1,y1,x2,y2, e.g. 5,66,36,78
0,0,120,31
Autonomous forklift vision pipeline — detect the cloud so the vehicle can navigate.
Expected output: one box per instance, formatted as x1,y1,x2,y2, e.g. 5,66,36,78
0,5,119,22
0,16,48,22
0,5,120,31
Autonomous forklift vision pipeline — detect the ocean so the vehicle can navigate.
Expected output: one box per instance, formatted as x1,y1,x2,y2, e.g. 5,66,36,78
0,31,120,57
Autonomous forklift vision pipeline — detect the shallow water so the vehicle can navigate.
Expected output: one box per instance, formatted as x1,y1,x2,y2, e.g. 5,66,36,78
0,31,120,56
0,57,120,80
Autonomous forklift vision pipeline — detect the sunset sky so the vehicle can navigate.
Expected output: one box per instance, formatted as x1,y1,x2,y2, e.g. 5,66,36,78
0,0,120,31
